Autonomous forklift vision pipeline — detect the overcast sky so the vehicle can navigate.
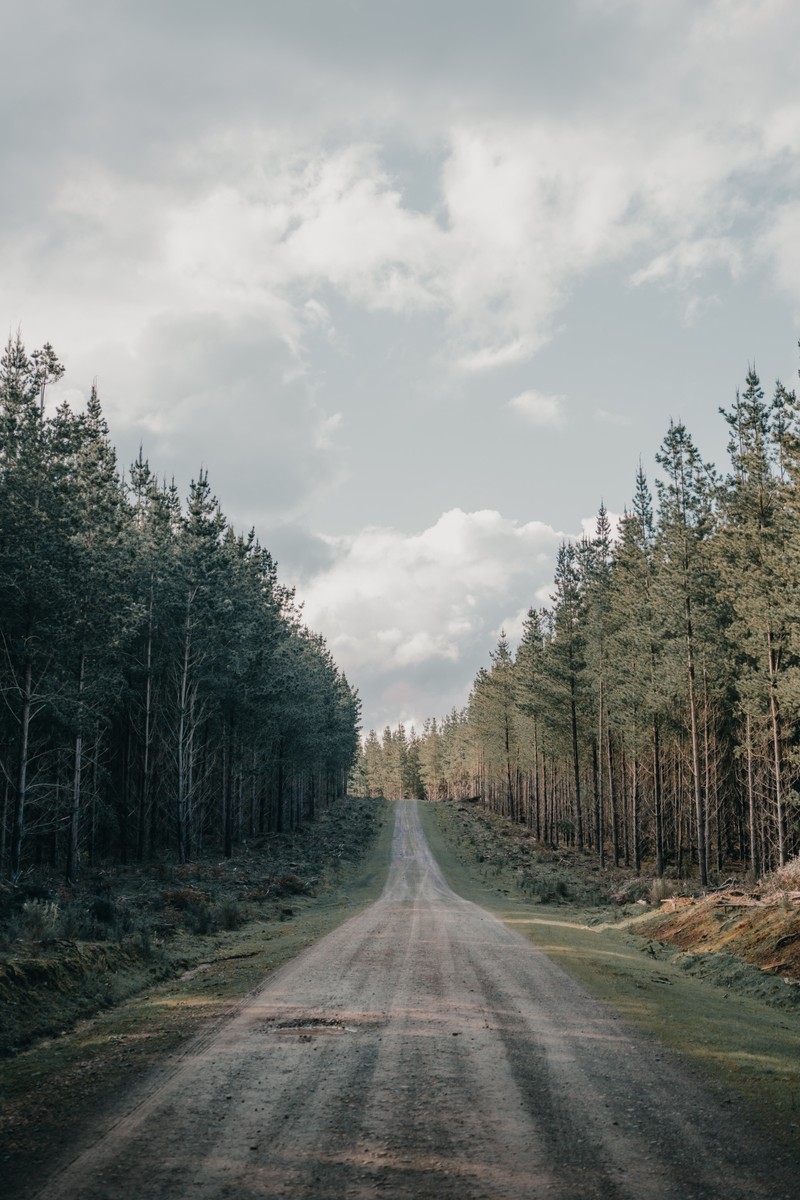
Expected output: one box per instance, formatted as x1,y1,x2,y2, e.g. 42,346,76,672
4,1,800,732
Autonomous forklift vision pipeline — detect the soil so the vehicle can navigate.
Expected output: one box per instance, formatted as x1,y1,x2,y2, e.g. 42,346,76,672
12,801,798,1199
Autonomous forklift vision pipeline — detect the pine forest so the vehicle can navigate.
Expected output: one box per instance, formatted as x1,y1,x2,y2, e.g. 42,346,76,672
0,334,361,882
356,361,800,882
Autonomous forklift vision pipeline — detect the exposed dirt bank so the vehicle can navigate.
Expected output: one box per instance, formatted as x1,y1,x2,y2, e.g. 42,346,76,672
420,799,800,1153
0,799,392,1197
17,801,797,1200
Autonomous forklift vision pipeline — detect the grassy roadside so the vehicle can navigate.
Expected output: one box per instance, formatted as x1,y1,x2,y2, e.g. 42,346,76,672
0,799,393,1199
419,800,800,1152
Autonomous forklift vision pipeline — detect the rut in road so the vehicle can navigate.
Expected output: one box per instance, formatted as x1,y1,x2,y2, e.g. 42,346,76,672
35,800,795,1200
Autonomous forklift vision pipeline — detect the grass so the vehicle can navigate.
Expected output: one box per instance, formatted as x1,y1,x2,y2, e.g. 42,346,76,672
419,799,800,1153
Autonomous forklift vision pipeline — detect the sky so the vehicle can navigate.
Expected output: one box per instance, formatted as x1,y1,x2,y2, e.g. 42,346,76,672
4,0,800,733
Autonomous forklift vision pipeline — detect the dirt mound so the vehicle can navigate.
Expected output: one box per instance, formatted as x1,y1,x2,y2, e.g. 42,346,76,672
640,888,800,986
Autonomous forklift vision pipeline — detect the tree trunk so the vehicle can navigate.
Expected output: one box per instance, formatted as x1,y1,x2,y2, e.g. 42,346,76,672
745,711,758,878
685,599,707,886
65,652,86,885
569,674,584,850
653,716,664,877
766,630,786,866
592,738,604,867
176,599,192,865
137,582,154,861
10,659,33,877
631,752,640,873
607,730,619,866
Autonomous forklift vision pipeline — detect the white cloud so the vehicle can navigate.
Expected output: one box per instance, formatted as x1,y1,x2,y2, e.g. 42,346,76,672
508,390,566,427
595,408,631,427
758,202,800,311
580,511,623,541
298,508,568,728
630,238,743,288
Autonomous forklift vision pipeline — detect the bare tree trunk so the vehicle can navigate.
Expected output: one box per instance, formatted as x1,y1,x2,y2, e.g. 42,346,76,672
592,738,604,867
570,674,583,850
223,725,233,858
631,752,640,873
176,599,192,865
10,659,33,877
137,582,154,861
766,630,786,865
607,730,619,866
65,652,86,885
653,716,664,877
685,601,707,886
745,711,758,878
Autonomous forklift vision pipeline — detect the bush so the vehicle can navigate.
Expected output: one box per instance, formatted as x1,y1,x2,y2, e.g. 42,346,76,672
650,877,677,904
214,900,242,931
161,887,209,911
187,903,213,935
91,896,116,924
766,855,800,894
21,899,60,941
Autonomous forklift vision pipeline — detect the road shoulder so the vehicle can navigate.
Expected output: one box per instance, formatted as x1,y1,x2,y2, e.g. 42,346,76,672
419,799,800,1154
1,801,394,1200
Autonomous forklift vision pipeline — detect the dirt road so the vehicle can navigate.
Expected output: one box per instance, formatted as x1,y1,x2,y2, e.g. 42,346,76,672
35,801,795,1199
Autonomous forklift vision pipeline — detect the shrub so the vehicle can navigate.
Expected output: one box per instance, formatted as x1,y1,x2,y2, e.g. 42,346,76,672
161,887,209,911
21,899,60,941
767,855,800,894
650,877,676,904
91,896,116,924
214,900,242,931
187,903,213,935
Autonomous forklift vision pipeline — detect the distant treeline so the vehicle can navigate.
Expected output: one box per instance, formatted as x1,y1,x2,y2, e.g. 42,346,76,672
356,361,800,880
0,334,360,881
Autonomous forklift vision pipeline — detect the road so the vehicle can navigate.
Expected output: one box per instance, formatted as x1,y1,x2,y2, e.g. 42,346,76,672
36,801,795,1199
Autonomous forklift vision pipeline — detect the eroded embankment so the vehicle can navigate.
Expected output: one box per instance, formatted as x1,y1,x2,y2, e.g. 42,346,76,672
419,799,800,1150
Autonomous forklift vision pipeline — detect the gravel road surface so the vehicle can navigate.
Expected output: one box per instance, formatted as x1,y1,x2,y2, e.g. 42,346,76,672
36,800,796,1199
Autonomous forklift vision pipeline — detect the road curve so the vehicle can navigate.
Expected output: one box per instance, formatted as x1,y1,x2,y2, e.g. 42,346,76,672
36,801,795,1199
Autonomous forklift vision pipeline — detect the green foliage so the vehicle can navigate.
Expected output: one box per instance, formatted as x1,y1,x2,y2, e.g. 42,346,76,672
0,334,360,881
365,356,800,878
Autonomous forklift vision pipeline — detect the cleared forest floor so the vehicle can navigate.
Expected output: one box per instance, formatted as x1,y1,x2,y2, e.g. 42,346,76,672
420,799,800,1152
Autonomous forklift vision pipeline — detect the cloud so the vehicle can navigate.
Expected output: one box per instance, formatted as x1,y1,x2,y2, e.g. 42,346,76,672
508,390,566,427
580,512,623,541
595,408,631,427
630,238,743,288
7,0,800,735
758,202,800,311
298,508,568,729
65,312,347,529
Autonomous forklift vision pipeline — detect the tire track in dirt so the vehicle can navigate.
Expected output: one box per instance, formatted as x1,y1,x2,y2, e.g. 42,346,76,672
32,801,796,1199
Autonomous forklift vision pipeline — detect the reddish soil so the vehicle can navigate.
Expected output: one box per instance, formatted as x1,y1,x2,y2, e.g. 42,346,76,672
642,894,800,980
25,802,797,1199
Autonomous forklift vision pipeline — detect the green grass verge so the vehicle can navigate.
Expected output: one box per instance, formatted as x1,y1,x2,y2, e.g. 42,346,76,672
419,799,800,1152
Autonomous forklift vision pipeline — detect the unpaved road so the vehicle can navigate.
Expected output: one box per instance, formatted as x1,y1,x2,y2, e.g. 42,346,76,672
35,801,795,1199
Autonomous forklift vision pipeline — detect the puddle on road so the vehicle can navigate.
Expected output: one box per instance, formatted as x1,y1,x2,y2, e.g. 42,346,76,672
266,1017,358,1036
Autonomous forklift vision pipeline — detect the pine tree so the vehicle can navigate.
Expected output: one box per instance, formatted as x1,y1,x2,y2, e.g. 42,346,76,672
654,422,720,885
